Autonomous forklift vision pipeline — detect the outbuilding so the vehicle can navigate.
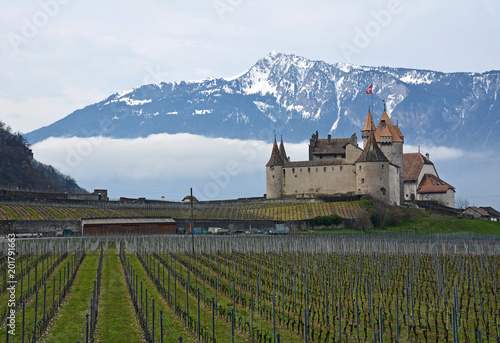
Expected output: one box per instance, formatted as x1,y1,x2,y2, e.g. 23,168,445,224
81,217,176,236
461,207,491,220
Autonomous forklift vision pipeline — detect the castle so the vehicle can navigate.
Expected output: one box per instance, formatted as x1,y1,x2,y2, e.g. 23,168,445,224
266,105,455,207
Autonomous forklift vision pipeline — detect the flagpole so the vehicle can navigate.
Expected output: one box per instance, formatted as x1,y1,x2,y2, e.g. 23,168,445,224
371,90,373,114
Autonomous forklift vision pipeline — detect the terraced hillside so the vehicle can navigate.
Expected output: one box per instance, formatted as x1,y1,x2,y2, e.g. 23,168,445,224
0,200,363,221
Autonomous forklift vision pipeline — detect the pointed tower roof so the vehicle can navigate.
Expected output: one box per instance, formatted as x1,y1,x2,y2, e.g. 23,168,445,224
279,136,288,162
393,125,404,140
266,137,284,166
380,125,392,138
374,110,404,143
361,107,376,132
356,131,389,162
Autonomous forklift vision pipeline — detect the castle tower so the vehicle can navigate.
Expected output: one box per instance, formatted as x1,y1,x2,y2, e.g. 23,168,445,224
266,136,284,199
361,107,376,148
355,131,395,204
373,102,404,204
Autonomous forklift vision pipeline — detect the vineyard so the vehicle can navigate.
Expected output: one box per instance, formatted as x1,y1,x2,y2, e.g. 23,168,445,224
1,234,499,343
0,201,363,222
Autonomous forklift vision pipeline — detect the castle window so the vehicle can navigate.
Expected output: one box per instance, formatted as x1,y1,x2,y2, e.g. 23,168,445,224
332,167,334,171
300,168,302,172
320,155,323,159
308,167,311,173
292,168,295,173
340,166,343,171
315,167,318,172
270,166,274,171
381,187,386,196
382,165,384,170
361,178,365,184
323,167,326,172
283,169,286,175
359,166,362,171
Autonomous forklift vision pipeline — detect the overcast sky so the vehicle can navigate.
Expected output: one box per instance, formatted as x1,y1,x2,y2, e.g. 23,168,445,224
2,0,500,204
1,0,499,133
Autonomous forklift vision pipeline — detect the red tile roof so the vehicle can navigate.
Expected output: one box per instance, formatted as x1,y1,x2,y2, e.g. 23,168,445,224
417,174,454,194
403,153,434,181
361,111,376,132
374,111,404,143
380,126,392,137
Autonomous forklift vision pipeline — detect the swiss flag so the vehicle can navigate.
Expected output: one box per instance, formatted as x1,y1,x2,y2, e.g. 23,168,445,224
365,84,373,94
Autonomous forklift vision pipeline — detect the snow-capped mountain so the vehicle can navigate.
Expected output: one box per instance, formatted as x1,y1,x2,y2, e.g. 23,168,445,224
27,52,500,150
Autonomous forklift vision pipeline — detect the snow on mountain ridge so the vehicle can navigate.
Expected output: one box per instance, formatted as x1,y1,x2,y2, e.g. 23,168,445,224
26,51,500,155
399,70,435,85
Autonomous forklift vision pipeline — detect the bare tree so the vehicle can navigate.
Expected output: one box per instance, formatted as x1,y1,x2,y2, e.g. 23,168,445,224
456,196,470,210
353,208,373,230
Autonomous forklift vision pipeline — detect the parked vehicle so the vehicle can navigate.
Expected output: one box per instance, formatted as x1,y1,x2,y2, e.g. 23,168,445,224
208,227,228,234
269,222,290,235
15,233,42,238
63,229,77,237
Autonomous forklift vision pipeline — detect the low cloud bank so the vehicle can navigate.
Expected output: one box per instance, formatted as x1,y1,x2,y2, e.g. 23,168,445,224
32,133,307,200
404,144,465,161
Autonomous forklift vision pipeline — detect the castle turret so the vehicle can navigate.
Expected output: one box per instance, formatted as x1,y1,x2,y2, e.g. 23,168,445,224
266,137,284,199
279,136,289,162
361,107,376,148
373,102,404,204
355,131,399,204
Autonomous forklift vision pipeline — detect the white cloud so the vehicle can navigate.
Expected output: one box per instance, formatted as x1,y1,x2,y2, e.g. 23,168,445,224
31,133,308,199
404,144,465,161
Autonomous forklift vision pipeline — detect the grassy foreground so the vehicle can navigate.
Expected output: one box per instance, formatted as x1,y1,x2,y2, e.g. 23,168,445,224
40,254,100,343
95,248,144,343
314,218,500,235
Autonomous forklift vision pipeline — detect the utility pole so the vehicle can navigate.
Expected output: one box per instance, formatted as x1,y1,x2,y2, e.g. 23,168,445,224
190,187,194,255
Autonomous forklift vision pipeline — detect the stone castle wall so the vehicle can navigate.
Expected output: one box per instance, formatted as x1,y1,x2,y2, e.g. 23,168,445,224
281,164,356,197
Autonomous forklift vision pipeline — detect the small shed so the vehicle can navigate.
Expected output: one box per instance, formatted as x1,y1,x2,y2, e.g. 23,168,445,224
81,217,176,236
480,207,500,222
461,207,491,220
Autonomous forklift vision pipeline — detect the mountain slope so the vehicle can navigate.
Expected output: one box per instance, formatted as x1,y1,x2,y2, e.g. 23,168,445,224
26,52,500,150
0,120,87,193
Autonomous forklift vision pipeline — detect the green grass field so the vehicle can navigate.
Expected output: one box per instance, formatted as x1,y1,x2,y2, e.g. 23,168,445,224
95,248,144,343
314,219,500,235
